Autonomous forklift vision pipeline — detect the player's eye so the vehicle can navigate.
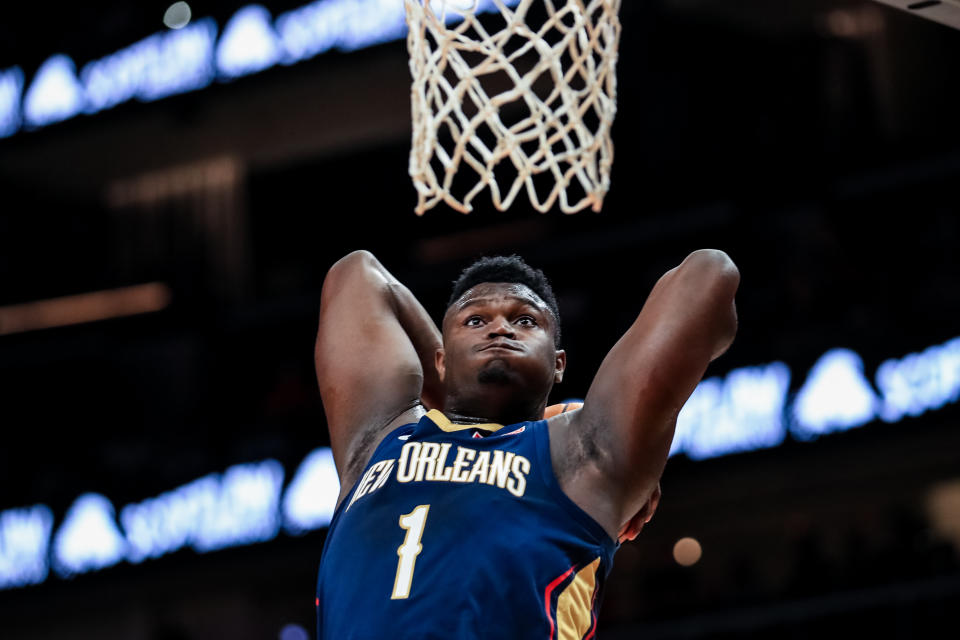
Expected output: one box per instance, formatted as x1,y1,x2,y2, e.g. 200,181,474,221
516,315,537,326
465,316,484,327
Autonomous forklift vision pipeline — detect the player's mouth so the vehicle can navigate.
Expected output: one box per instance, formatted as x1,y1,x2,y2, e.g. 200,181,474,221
478,340,523,353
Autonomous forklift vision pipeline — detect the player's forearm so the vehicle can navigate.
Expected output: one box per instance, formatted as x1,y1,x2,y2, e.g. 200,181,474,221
385,281,444,409
361,253,444,409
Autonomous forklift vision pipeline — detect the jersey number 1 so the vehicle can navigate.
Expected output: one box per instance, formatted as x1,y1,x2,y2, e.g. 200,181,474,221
391,504,430,599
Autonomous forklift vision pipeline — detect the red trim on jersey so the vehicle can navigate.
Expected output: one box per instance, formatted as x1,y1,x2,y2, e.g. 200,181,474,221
544,565,576,639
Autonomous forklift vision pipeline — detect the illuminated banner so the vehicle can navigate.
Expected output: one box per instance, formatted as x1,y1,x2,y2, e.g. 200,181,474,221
82,19,218,114
875,337,960,422
0,0,521,139
120,460,285,565
3,335,960,591
0,451,337,590
671,362,791,460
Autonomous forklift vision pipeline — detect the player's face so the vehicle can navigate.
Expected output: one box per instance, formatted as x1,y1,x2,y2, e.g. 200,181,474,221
439,283,564,411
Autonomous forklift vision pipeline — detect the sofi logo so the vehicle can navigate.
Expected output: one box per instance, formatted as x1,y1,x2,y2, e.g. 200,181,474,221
1,451,339,590
0,0,522,139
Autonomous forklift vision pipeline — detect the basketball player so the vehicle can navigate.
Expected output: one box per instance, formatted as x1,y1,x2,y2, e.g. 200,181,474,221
314,249,739,638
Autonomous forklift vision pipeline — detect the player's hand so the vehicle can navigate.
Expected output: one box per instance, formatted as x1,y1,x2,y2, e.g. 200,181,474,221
617,482,661,543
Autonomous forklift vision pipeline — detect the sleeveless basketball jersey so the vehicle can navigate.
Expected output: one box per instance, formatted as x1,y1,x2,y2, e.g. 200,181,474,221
316,410,618,640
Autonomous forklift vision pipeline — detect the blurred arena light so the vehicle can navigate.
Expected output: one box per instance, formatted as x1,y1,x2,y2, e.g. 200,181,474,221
22,54,84,128
0,283,172,336
927,480,960,552
164,2,192,29
282,448,341,535
791,349,880,440
0,505,54,589
278,623,310,640
673,537,703,567
52,494,127,578
216,5,282,79
821,6,886,38
0,66,24,138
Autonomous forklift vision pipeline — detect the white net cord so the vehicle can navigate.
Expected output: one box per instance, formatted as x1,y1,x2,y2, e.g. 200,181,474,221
406,0,622,215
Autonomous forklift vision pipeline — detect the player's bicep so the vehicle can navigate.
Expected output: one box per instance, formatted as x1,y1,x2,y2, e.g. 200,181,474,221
315,252,424,480
578,250,739,511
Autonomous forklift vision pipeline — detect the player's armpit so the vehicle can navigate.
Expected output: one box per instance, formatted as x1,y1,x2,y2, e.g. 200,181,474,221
315,251,442,497
568,249,739,529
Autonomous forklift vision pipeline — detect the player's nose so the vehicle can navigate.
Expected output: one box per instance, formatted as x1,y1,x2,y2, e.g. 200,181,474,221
487,316,515,339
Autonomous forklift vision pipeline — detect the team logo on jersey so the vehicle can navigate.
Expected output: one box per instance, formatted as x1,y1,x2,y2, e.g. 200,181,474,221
472,425,524,439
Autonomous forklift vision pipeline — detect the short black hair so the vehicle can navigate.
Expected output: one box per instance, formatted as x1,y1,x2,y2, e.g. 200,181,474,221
447,255,561,347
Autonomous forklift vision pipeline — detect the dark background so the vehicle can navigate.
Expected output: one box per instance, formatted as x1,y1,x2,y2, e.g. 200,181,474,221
1,1,959,638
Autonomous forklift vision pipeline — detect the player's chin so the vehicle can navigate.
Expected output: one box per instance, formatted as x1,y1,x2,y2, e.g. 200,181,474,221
475,357,522,385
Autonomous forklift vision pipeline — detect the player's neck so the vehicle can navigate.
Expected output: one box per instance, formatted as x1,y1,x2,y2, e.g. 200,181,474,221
443,397,546,426
442,380,549,425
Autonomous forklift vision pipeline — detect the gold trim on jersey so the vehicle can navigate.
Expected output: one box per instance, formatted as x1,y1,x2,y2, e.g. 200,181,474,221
556,557,601,640
425,409,505,433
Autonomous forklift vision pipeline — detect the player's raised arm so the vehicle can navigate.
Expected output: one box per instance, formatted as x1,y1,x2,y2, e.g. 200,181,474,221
561,249,739,536
315,250,443,499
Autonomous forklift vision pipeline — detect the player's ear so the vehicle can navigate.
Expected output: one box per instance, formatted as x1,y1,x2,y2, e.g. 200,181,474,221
435,348,446,382
554,349,566,383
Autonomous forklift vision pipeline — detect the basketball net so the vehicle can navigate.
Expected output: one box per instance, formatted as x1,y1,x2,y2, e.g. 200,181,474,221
405,0,622,215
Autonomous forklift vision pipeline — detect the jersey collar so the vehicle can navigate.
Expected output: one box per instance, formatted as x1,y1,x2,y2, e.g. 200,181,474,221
425,409,506,433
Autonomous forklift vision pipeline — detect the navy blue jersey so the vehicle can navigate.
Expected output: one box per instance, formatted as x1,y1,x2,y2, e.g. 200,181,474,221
316,410,618,640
